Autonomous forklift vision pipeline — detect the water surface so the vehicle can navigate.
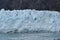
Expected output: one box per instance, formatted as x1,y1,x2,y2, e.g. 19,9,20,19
0,33,60,40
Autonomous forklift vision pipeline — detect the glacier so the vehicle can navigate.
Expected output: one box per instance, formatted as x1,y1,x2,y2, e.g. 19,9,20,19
0,9,60,33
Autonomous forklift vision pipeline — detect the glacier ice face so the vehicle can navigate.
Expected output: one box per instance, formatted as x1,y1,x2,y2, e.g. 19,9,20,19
0,9,60,33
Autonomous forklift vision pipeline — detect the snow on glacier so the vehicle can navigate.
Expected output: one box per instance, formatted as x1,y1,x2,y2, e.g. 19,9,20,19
0,9,60,33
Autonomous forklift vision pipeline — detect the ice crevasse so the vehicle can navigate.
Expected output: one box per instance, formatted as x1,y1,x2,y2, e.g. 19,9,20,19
0,9,60,33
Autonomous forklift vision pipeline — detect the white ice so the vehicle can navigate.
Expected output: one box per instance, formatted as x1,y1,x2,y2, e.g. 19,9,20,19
0,9,60,33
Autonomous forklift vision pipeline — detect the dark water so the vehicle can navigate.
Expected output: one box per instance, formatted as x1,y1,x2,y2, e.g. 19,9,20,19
0,33,60,40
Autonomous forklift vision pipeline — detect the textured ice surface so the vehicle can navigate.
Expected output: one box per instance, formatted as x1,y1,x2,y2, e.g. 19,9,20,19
0,9,60,33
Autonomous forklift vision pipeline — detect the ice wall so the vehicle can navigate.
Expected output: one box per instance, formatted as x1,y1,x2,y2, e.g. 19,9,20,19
0,9,60,33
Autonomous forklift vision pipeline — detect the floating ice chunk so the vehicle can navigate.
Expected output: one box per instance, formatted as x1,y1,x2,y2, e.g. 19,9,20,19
0,9,60,33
